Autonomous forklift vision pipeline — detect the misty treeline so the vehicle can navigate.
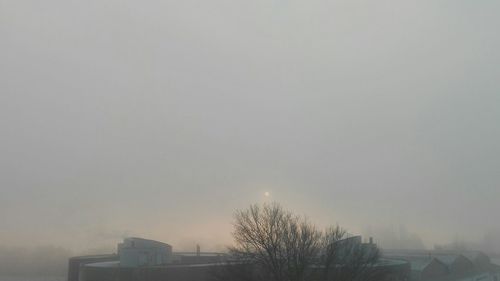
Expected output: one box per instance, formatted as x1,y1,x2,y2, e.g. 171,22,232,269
362,225,426,250
434,231,500,256
364,225,500,255
0,245,71,276
212,202,387,281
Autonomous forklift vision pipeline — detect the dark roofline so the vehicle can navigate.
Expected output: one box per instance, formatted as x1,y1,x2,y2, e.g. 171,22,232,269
69,254,118,260
125,237,172,247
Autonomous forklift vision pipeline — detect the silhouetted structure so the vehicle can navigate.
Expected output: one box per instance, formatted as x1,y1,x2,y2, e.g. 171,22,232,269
68,237,411,281
382,249,500,281
117,237,172,267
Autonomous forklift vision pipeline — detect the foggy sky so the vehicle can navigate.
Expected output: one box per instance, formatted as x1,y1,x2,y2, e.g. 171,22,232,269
1,0,499,252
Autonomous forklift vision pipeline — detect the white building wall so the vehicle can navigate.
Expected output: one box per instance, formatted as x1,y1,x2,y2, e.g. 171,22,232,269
118,237,173,267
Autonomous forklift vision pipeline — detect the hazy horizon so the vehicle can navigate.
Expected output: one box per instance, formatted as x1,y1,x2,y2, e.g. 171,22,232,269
1,0,500,260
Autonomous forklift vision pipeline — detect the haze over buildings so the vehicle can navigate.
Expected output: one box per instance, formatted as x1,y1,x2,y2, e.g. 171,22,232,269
1,0,500,259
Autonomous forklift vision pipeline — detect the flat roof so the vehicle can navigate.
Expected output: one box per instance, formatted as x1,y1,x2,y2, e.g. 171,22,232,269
69,254,117,260
86,261,120,268
125,237,172,247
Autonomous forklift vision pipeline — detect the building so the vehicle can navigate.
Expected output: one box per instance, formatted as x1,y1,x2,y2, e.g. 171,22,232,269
410,257,449,281
434,255,475,276
117,237,172,267
69,237,411,281
332,235,379,262
382,253,448,281
68,237,226,281
382,249,500,281
464,252,492,269
67,254,117,281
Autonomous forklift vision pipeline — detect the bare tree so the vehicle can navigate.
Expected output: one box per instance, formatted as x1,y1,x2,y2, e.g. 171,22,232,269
319,228,381,281
214,203,385,281
319,225,348,280
230,203,321,281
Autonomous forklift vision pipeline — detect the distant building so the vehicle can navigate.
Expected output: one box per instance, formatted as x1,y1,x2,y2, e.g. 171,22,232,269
382,249,500,281
464,252,492,269
67,254,117,281
410,257,449,281
66,237,417,281
434,254,475,276
68,237,226,281
382,254,448,281
117,237,172,267
332,235,379,262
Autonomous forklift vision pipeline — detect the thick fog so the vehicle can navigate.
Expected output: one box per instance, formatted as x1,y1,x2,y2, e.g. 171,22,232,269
1,0,499,265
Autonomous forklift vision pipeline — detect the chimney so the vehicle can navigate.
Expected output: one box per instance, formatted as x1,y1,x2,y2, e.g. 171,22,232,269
196,244,200,257
369,237,373,244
